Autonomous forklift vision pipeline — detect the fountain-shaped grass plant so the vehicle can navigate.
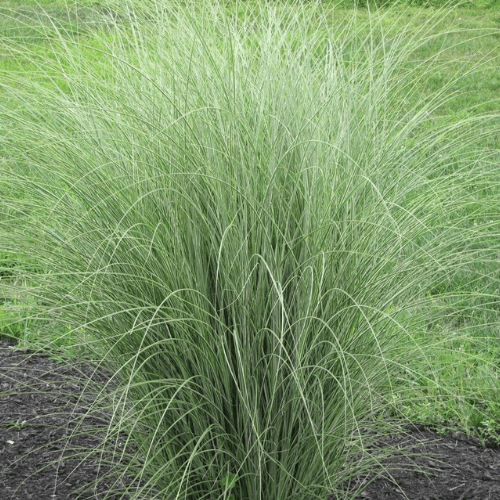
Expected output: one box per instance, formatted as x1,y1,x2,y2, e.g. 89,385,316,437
0,1,499,499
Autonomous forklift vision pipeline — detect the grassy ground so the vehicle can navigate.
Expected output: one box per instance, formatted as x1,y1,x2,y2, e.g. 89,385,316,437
0,1,499,498
1,0,499,436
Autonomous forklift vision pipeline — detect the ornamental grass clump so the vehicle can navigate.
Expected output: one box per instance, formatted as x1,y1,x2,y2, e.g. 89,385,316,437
0,1,499,499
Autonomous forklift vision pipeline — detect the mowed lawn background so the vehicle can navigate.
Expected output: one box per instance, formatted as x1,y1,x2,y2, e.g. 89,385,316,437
0,1,499,499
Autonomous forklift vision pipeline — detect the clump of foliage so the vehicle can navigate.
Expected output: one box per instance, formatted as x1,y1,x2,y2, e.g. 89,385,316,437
0,1,499,499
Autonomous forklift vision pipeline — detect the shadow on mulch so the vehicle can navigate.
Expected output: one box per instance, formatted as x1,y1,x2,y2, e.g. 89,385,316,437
0,338,499,500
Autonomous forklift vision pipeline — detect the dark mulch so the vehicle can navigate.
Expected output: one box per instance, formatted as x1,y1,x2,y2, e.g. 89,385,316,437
0,339,151,500
1,338,499,500
338,423,500,500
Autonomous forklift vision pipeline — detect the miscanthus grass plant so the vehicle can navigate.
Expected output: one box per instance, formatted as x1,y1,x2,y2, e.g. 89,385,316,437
1,1,499,498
